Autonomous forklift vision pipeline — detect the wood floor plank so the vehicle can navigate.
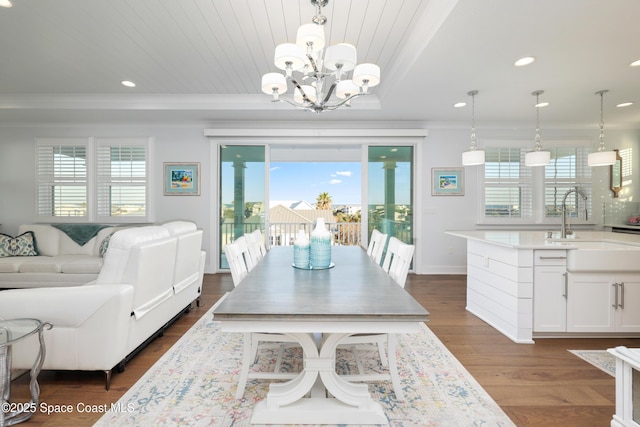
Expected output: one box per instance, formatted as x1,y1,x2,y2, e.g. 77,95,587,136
6,273,640,426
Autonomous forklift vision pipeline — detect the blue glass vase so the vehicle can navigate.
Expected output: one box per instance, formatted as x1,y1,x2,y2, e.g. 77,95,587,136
293,229,310,269
310,218,331,268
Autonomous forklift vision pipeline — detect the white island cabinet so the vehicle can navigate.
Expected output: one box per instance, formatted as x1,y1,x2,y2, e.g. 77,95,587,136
447,230,640,343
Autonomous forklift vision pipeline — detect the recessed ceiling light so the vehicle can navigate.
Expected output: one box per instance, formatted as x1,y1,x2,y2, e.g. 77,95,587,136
514,56,536,67
121,80,136,88
453,102,467,108
534,102,549,108
0,0,13,7
617,102,634,107
630,59,640,67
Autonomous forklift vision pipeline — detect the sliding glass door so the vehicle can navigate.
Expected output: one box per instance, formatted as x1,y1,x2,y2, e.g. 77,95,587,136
219,145,265,269
367,146,414,245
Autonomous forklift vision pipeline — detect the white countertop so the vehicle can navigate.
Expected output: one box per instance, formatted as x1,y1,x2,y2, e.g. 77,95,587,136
446,230,640,249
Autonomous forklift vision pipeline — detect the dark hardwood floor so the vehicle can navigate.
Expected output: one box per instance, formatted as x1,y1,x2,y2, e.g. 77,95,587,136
10,273,639,426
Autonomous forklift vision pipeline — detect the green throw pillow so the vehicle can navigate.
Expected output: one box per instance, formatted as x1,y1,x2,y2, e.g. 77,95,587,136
0,231,39,257
99,232,114,257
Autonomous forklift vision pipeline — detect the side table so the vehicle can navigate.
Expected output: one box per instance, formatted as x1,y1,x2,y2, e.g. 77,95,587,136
0,319,51,427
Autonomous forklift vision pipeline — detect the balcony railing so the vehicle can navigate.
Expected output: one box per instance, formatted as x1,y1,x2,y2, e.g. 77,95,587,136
221,222,362,248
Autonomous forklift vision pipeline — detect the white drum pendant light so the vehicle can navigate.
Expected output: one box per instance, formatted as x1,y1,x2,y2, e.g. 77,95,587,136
525,90,551,167
462,90,485,166
588,90,617,167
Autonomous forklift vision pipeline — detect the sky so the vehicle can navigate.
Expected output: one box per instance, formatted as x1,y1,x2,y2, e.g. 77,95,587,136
269,162,361,205
221,160,412,206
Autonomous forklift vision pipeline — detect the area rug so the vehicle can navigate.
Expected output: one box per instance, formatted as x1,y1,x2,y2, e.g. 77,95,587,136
95,307,515,427
569,350,615,377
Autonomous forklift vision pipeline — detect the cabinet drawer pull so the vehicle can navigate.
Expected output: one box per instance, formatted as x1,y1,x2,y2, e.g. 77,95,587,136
538,256,567,260
620,282,625,309
613,283,619,309
563,272,568,298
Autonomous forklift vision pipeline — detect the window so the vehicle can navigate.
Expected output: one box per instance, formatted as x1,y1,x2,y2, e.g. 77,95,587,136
481,141,591,224
36,137,150,222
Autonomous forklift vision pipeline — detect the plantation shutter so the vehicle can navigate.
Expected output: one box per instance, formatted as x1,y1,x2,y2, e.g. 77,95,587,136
484,147,533,219
96,138,148,220
544,146,592,219
36,139,88,219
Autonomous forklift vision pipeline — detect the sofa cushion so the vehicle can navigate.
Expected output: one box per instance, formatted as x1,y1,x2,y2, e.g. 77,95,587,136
18,225,60,256
0,231,39,257
60,256,104,274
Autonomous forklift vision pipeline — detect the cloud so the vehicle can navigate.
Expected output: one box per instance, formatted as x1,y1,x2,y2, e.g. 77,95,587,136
329,179,342,185
270,166,280,172
335,170,352,177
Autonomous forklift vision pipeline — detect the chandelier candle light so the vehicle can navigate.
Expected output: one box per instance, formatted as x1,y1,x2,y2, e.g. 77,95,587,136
525,90,551,167
588,90,617,167
462,90,485,166
261,0,380,113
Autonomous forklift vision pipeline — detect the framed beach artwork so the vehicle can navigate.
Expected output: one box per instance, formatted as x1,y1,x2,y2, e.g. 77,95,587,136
164,162,200,196
432,167,464,196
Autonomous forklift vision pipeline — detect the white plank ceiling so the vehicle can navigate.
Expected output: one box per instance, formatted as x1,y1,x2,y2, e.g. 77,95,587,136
0,0,639,127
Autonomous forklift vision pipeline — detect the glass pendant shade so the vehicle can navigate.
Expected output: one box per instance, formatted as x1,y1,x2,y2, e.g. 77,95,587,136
261,73,287,95
588,150,617,167
353,63,380,89
296,23,325,51
525,150,551,167
274,43,306,72
462,149,485,166
324,43,357,71
336,80,359,99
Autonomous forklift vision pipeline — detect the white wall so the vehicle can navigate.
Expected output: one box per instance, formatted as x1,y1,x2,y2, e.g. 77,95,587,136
1,122,638,274
0,124,212,269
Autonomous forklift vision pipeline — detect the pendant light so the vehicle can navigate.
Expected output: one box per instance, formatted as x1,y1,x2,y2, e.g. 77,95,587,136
588,90,617,167
462,90,485,166
525,90,551,167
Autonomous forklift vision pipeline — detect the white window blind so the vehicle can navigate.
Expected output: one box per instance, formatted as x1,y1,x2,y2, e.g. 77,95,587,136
36,139,88,219
36,137,150,222
481,140,592,224
96,139,147,219
484,147,532,219
544,146,592,219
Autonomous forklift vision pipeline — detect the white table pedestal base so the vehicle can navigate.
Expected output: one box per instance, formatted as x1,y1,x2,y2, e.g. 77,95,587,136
250,332,388,426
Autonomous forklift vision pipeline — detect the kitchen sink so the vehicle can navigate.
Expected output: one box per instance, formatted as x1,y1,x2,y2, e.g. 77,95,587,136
566,241,640,272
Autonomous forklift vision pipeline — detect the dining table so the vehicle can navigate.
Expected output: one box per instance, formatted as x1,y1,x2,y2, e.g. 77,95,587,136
212,245,429,425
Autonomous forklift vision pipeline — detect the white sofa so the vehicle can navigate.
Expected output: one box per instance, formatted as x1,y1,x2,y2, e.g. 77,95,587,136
0,224,121,289
0,221,205,389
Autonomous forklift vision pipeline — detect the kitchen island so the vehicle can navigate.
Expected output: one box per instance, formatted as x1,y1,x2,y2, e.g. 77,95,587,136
447,230,640,343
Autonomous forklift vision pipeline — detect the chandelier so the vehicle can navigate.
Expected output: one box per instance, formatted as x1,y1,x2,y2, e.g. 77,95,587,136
260,0,380,113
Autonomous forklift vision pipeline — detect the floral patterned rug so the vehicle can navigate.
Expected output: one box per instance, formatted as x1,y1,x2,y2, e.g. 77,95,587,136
95,307,515,427
569,350,616,376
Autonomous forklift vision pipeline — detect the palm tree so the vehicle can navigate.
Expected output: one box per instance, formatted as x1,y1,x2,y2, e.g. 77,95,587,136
315,192,332,210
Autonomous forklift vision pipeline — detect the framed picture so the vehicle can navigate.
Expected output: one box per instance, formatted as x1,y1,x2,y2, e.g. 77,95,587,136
432,167,464,196
164,162,200,196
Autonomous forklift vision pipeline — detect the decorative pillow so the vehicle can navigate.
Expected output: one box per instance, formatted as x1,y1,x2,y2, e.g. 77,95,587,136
99,232,114,257
0,231,39,257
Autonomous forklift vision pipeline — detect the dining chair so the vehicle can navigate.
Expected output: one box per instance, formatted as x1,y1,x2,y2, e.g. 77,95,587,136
338,237,415,401
246,229,267,266
224,242,248,285
234,235,257,272
225,238,299,399
366,229,388,266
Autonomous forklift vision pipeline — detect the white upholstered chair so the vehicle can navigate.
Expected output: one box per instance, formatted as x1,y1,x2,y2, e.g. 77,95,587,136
366,229,388,266
224,237,298,399
338,236,415,401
